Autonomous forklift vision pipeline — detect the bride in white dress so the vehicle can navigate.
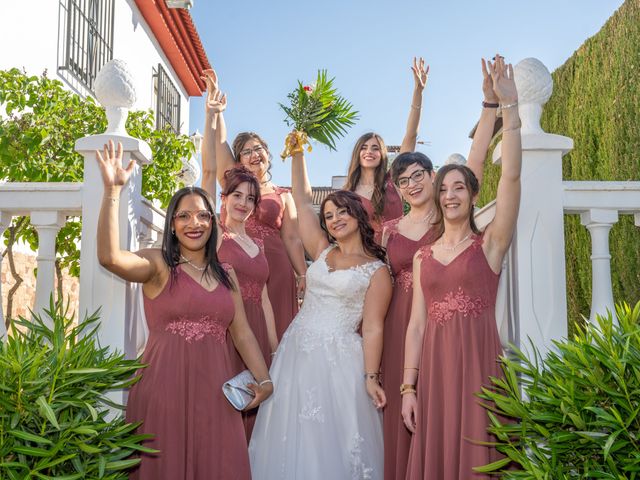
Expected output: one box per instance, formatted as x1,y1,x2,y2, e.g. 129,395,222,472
249,139,393,479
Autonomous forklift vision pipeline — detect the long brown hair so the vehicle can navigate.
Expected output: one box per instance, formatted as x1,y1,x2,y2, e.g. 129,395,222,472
319,190,387,263
431,164,481,241
231,132,273,181
344,132,389,221
221,166,262,209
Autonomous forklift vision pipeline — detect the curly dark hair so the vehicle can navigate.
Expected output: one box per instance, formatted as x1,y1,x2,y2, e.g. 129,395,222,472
319,190,387,263
231,132,273,182
162,186,233,290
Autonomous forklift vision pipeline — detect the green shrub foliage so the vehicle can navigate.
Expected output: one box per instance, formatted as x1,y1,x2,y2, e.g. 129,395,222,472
477,0,640,328
478,301,640,478
0,300,154,478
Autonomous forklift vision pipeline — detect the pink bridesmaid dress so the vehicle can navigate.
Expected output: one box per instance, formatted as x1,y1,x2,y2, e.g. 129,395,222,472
218,230,271,440
380,217,435,480
126,266,250,480
405,233,504,480
357,174,404,242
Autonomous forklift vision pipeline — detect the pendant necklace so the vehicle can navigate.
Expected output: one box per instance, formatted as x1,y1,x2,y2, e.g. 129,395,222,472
439,232,472,252
180,254,206,271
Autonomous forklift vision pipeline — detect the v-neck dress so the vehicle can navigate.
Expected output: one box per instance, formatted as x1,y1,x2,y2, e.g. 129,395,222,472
405,233,504,480
218,230,271,440
356,174,404,242
126,266,249,480
380,217,436,480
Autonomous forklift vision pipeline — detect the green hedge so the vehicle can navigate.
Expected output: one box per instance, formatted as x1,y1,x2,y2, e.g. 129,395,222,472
477,0,640,328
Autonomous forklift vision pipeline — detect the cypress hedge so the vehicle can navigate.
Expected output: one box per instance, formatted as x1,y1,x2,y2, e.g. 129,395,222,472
477,0,640,329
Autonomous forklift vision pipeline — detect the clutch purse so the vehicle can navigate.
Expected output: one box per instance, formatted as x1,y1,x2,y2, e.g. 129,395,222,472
222,369,256,411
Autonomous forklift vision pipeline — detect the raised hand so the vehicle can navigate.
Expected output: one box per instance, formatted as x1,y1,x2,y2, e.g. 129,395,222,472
95,140,134,189
488,54,518,105
481,58,499,103
201,68,227,116
411,56,429,91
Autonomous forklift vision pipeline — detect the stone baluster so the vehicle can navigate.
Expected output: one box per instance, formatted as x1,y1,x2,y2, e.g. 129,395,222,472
580,209,619,323
493,58,574,358
0,212,11,338
31,211,66,321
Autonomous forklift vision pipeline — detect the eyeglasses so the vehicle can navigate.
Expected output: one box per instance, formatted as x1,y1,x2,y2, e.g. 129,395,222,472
173,210,214,224
396,169,427,189
239,145,265,158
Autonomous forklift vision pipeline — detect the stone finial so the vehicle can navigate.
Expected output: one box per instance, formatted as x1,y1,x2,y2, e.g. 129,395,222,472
94,59,137,135
445,153,467,166
513,58,553,135
179,155,201,187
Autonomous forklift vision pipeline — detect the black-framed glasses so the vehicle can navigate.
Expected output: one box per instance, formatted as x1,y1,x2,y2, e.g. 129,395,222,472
239,145,265,158
396,169,427,189
173,210,213,224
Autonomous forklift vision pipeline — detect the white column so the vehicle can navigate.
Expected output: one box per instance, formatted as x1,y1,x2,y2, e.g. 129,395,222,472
580,209,619,323
76,133,151,369
30,211,66,321
494,58,574,358
0,212,11,338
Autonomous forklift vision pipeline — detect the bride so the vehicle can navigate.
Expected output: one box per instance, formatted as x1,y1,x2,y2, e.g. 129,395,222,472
249,135,392,479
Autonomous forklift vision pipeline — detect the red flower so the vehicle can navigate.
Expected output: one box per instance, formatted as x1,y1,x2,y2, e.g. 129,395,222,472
303,85,312,92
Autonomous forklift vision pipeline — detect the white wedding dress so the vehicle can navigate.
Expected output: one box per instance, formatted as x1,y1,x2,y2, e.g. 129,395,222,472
249,245,385,480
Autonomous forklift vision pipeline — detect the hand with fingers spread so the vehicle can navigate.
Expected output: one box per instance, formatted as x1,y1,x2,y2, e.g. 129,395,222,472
201,68,227,117
411,56,429,91
95,140,135,190
487,54,518,106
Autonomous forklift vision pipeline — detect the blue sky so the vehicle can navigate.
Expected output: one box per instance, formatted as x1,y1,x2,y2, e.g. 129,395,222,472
189,1,625,188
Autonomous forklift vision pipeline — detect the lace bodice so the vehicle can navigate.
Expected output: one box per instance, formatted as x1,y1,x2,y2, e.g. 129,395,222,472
289,246,384,337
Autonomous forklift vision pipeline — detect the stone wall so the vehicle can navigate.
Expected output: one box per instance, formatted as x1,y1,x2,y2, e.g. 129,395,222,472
1,251,79,321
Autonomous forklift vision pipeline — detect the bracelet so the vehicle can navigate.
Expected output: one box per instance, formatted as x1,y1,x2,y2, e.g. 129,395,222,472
258,379,273,387
401,388,417,396
403,367,419,371
295,274,306,279
410,104,422,110
500,101,518,109
482,101,499,108
105,196,119,202
502,125,522,133
400,383,416,394
270,352,276,357
364,372,380,381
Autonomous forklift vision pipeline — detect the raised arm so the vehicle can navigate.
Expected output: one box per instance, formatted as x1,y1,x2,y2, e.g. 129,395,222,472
484,56,522,272
400,57,429,154
279,193,308,295
201,69,236,187
96,140,160,284
200,70,227,202
290,140,330,259
362,266,393,409
401,250,428,433
466,58,499,185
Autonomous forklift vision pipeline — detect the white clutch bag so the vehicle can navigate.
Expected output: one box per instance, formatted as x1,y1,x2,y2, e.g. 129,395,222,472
222,369,256,411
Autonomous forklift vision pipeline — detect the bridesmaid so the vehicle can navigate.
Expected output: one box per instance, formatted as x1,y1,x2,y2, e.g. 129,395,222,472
202,69,307,340
380,58,499,480
344,57,428,240
201,91,278,440
95,141,272,479
401,55,521,479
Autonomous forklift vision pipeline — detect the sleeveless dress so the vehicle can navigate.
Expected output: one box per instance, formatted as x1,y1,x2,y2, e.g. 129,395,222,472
249,245,385,480
126,266,250,480
218,231,271,440
245,187,298,340
405,233,504,480
357,174,404,242
380,218,435,480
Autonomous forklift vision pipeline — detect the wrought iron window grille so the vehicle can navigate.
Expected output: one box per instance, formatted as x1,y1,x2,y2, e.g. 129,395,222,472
153,64,181,133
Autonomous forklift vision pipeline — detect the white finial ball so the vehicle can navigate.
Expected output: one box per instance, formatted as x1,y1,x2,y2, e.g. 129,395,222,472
514,57,553,106
94,59,137,108
179,155,201,187
445,153,467,165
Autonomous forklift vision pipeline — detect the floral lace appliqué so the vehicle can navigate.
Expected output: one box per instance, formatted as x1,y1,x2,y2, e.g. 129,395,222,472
395,268,413,292
247,218,278,240
241,279,263,304
429,287,488,326
298,387,325,423
166,315,226,343
349,433,373,479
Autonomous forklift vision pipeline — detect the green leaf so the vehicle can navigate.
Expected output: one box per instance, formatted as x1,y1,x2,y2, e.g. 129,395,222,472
36,395,59,430
8,429,53,445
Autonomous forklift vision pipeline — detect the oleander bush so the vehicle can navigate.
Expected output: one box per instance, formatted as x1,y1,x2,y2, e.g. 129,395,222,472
477,0,640,331
0,300,153,479
478,301,640,478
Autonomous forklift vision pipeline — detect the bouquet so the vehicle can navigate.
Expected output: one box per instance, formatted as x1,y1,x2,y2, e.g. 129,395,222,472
279,70,358,159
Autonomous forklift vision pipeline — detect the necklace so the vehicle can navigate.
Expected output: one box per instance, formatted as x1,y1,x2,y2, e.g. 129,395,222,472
438,232,472,252
180,254,206,271
407,209,434,224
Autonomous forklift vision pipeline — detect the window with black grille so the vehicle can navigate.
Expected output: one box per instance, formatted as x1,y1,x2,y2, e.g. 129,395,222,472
153,64,181,133
58,0,115,92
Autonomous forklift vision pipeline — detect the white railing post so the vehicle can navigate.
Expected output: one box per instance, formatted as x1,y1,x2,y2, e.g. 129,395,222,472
76,60,152,387
30,211,66,321
494,58,574,358
0,212,11,338
580,209,619,323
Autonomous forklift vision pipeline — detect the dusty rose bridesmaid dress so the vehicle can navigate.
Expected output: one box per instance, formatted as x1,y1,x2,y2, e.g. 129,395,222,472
405,233,504,480
126,266,250,480
357,174,404,241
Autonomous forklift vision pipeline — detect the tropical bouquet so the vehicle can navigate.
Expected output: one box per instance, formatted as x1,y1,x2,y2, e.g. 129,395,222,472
279,70,358,159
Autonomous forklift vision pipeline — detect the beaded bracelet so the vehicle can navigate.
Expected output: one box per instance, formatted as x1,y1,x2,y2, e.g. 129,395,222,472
258,379,273,387
500,101,518,109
